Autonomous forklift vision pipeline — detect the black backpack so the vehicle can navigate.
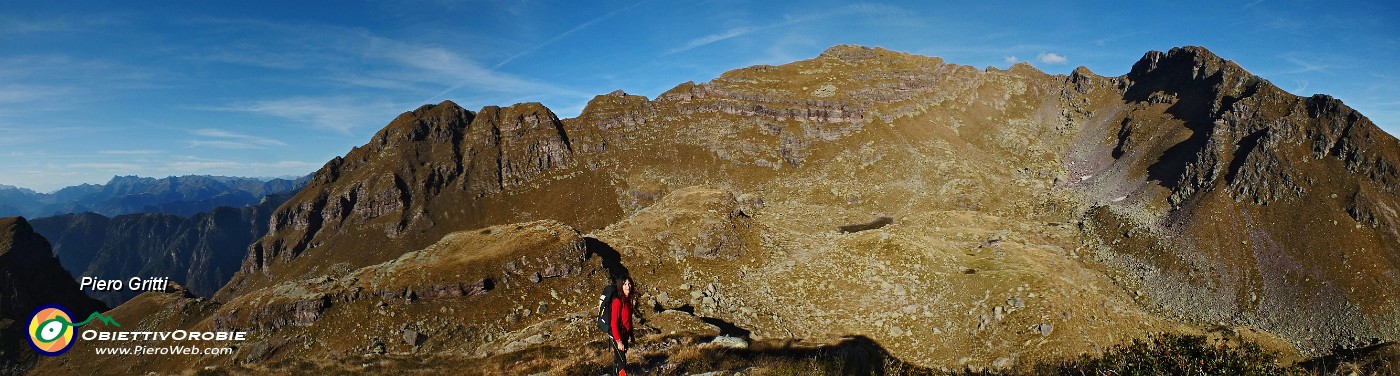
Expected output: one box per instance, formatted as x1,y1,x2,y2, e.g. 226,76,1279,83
596,284,617,334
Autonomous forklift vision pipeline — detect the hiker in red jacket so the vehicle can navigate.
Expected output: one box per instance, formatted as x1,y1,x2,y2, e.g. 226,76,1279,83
609,275,635,375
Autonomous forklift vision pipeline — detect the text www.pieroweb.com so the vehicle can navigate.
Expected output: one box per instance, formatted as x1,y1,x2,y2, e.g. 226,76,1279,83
92,345,234,356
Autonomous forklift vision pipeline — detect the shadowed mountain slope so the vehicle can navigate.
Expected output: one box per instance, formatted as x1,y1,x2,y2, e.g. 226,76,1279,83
0,217,106,374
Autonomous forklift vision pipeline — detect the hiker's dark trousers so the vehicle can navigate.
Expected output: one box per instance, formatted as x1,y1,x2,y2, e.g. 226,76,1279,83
612,346,627,375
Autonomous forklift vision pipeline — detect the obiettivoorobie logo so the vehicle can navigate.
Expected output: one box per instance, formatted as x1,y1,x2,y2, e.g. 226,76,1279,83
27,304,120,356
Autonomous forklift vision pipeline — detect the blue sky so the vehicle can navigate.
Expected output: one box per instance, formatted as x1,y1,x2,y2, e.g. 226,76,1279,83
1,1,1396,192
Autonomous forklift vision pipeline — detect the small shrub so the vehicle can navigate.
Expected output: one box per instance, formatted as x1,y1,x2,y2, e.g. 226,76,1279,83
1036,333,1303,376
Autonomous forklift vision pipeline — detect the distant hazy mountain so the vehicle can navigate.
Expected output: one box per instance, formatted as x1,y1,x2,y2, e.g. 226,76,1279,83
0,174,311,218
28,192,295,307
0,184,40,219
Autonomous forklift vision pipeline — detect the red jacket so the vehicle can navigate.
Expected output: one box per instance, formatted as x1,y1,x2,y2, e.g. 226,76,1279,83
610,294,633,343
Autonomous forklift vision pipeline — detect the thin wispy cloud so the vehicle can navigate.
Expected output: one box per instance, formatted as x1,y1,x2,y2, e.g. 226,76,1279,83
164,160,241,171
175,19,591,106
164,159,321,174
364,36,593,103
187,128,288,149
67,162,144,171
176,21,593,130
0,54,161,119
186,140,264,149
669,26,760,54
98,149,163,155
667,3,915,55
492,2,646,69
740,33,820,67
0,56,91,108
205,97,404,134
1004,56,1018,63
0,126,100,146
1037,52,1068,65
1291,80,1309,94
836,2,924,27
0,18,71,35
185,50,312,70
1257,15,1306,35
254,160,322,170
0,83,75,104
0,13,129,36
192,129,286,146
326,74,422,92
1283,56,1331,74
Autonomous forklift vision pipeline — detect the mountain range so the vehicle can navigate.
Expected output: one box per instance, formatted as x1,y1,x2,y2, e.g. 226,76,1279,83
11,45,1400,374
28,192,296,307
0,175,310,219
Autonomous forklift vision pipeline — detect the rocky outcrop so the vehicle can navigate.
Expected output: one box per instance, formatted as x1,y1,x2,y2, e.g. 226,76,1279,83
659,80,866,124
596,186,757,261
0,217,106,373
480,103,576,189
215,220,587,333
227,101,589,303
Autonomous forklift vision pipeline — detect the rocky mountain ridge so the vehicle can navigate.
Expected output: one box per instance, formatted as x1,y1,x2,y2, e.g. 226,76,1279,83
218,101,614,300
1068,46,1399,353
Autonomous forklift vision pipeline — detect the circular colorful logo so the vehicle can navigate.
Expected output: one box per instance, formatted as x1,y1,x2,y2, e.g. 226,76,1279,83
28,304,76,356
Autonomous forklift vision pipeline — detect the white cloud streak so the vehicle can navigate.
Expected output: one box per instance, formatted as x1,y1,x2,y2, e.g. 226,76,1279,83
1291,80,1309,94
186,140,265,149
98,149,163,155
205,96,405,134
185,50,312,70
361,37,594,104
0,16,73,35
669,26,759,54
163,160,322,174
1283,56,1331,74
0,54,158,119
667,3,915,55
0,83,76,104
492,2,645,69
0,126,100,146
66,162,145,171
1037,52,1068,65
186,128,288,149
183,19,594,122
